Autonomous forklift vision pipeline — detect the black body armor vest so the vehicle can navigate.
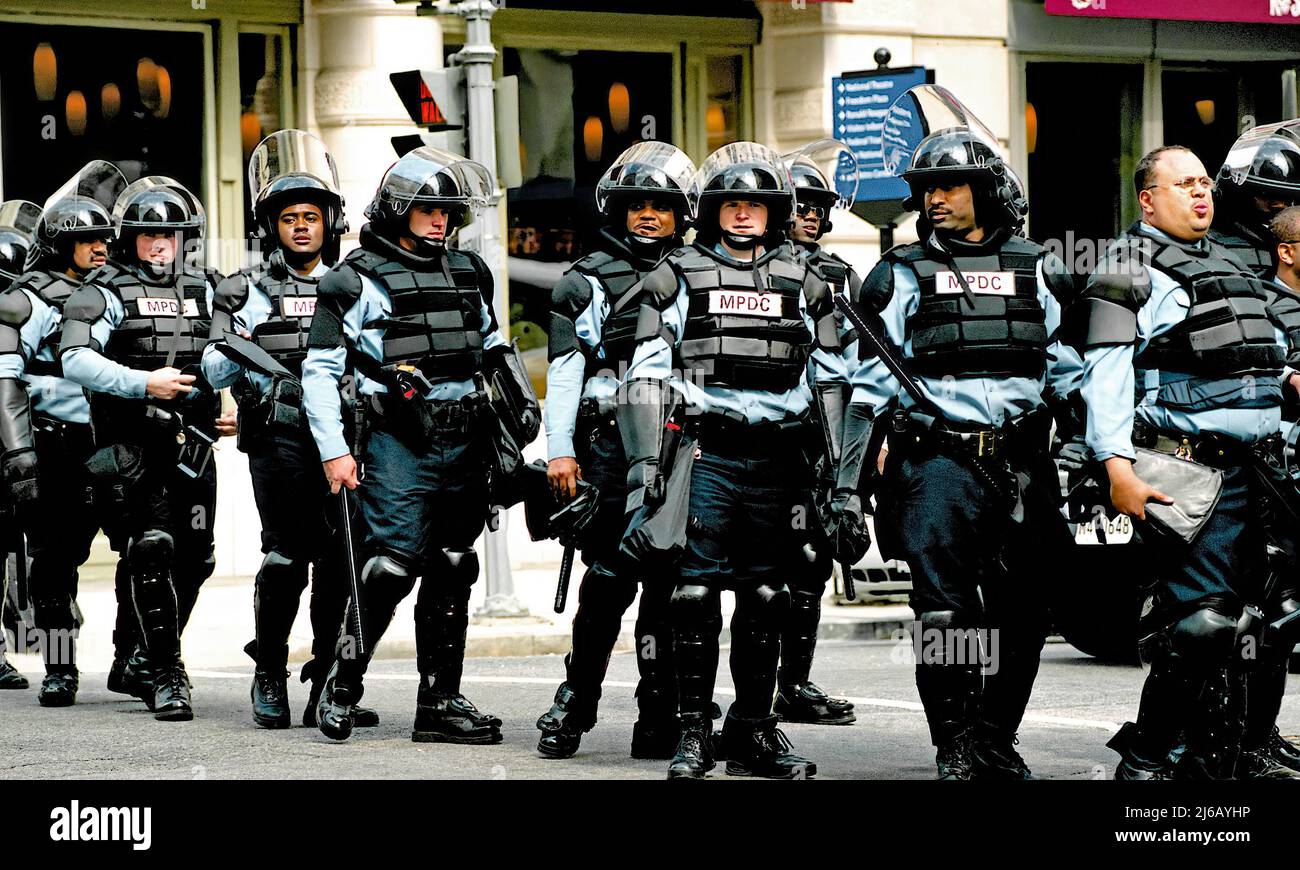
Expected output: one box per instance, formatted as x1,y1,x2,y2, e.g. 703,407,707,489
674,244,828,393
100,264,214,370
346,246,487,381
1134,236,1284,379
888,233,1049,379
248,269,320,376
1209,223,1275,280
20,270,81,376
571,247,658,375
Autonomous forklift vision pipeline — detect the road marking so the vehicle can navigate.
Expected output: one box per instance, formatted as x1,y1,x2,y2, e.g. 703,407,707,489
183,671,1121,732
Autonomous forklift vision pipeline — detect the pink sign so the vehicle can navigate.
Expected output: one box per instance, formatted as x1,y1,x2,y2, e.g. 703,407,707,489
1046,0,1300,25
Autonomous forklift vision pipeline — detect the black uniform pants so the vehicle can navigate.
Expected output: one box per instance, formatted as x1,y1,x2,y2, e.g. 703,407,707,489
335,418,489,697
563,413,674,722
673,437,805,722
246,422,350,673
880,446,1066,743
25,420,117,673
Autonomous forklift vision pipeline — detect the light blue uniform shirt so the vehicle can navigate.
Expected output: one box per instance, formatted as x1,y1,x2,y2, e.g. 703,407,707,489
0,283,90,424
201,261,330,398
544,273,631,461
301,270,506,462
1082,224,1285,462
61,279,217,400
623,244,847,423
849,258,1083,425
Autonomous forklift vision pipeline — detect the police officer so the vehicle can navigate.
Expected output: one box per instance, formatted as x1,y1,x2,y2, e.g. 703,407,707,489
534,143,695,759
853,86,1082,779
1209,120,1300,279
0,198,43,692
618,142,854,779
775,140,860,726
202,130,377,730
0,173,125,707
58,176,222,722
304,146,536,744
1071,145,1288,779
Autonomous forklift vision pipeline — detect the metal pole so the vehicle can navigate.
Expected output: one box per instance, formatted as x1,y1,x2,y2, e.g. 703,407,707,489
450,0,529,618
1284,69,1298,122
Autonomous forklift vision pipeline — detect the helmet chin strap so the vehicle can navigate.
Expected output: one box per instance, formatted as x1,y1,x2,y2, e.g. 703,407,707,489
722,230,760,251
625,232,671,260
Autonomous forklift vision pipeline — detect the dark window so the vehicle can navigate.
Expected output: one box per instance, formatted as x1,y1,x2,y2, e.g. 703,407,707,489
0,22,205,205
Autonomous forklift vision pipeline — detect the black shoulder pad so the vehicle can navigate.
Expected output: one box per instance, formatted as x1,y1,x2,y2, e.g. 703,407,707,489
61,285,108,324
1081,257,1151,312
18,271,53,293
464,249,495,310
81,262,121,288
213,273,251,314
801,263,831,307
641,260,681,310
0,288,34,327
551,269,593,319
1040,250,1080,307
859,259,895,314
883,241,925,264
317,263,364,304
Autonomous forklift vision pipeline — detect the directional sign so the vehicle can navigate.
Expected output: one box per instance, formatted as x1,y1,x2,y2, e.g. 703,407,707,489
831,65,933,208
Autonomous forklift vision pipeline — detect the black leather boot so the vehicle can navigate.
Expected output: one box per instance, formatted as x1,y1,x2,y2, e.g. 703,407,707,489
630,685,679,760
935,732,976,780
1268,728,1300,773
915,654,981,781
774,681,856,726
412,681,503,745
0,655,28,690
971,722,1032,780
721,712,816,779
107,638,153,701
316,663,358,741
536,681,595,759
38,670,78,707
251,670,291,729
301,660,381,730
152,659,193,722
667,712,715,780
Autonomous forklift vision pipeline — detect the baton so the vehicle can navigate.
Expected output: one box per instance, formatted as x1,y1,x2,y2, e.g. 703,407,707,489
338,486,366,659
840,559,857,602
554,541,576,613
834,295,935,413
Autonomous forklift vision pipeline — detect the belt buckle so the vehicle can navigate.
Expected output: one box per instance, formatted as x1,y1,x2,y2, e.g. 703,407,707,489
1175,437,1194,461
976,429,994,458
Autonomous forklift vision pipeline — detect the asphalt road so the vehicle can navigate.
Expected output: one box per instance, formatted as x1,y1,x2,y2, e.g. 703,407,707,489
2,640,1296,780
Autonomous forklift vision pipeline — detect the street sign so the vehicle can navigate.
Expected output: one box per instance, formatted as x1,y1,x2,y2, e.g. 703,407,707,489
831,65,933,204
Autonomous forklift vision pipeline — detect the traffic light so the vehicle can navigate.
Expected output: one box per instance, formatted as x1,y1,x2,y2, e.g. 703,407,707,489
389,68,466,155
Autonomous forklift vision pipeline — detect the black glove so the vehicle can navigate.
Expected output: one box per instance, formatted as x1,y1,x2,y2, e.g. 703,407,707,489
2,447,39,506
1055,436,1091,474
823,488,871,565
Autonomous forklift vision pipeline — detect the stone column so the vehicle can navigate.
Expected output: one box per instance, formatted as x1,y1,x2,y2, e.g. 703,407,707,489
307,0,444,245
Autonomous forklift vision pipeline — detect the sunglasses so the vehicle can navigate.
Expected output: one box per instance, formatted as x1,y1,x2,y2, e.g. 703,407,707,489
795,203,827,219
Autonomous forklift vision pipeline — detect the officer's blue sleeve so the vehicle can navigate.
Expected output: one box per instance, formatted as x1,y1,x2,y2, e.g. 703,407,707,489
853,265,914,417
303,289,367,463
60,290,148,398
200,277,261,390
1039,262,1084,398
481,296,507,352
545,353,585,460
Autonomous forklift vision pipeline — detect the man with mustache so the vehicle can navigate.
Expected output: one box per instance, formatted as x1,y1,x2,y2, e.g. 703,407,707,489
202,130,378,730
0,169,126,707
1072,145,1290,779
535,143,695,760
848,86,1082,779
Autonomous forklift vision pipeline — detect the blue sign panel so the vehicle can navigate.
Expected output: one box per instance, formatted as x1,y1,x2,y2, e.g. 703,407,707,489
831,66,932,203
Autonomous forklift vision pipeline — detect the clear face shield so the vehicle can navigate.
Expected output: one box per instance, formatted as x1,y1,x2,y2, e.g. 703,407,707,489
0,200,42,240
691,142,796,248
112,176,206,270
595,141,697,214
781,138,859,241
1220,120,1300,212
375,146,493,219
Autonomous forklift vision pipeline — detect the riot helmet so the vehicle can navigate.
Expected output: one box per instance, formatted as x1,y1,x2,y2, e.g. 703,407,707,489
30,160,125,276
881,85,1026,232
595,141,695,255
1214,120,1300,231
248,129,348,267
363,145,492,253
0,200,41,288
782,138,859,241
691,142,796,251
112,176,205,270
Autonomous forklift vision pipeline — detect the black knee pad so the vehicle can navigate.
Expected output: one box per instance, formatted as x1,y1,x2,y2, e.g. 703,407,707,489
362,554,417,598
578,563,638,613
1167,605,1239,667
257,550,308,593
919,609,970,632
738,583,791,617
670,583,717,616
129,530,174,573
430,548,479,588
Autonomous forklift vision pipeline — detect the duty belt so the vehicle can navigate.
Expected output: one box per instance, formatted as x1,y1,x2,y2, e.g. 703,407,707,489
686,411,809,456
1132,419,1254,468
369,390,481,432
891,407,1049,461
